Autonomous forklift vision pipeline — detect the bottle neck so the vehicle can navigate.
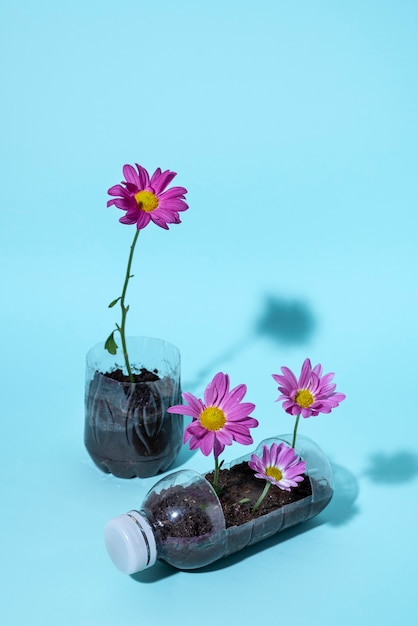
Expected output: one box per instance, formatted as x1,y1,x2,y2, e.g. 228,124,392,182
104,510,157,574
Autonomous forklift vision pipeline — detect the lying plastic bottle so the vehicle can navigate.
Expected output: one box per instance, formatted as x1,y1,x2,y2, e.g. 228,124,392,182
104,434,333,573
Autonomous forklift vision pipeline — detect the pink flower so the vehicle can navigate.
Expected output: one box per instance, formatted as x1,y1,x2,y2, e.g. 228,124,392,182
107,163,188,230
249,442,306,491
272,358,346,418
167,372,258,458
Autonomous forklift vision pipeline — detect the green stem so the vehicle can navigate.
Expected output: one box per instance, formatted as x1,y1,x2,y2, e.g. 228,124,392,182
252,481,271,513
118,229,140,383
292,413,301,449
213,456,220,491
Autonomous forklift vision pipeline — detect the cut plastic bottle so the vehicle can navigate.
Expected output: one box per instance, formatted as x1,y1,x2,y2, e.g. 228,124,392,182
104,434,333,573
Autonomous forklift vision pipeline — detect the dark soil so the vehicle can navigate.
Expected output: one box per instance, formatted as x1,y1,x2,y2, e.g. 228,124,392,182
205,461,312,527
145,482,215,541
144,462,313,541
104,367,160,383
84,368,183,478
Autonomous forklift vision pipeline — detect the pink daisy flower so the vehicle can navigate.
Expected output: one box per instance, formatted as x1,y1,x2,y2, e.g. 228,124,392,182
272,358,346,418
107,163,188,230
167,372,258,458
249,442,306,491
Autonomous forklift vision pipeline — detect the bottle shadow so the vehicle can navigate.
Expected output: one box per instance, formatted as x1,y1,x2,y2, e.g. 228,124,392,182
131,559,177,583
320,462,360,527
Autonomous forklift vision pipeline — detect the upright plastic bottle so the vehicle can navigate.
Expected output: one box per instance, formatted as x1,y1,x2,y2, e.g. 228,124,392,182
104,435,333,573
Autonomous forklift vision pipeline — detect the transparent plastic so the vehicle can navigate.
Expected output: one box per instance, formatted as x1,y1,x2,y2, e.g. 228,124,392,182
104,434,333,572
222,434,333,557
84,336,183,478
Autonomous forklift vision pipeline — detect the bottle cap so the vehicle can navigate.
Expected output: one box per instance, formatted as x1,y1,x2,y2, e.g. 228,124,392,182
104,510,157,574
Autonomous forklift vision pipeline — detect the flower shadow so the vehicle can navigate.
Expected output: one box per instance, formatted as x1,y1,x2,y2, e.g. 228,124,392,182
364,450,418,484
183,293,316,392
254,294,316,345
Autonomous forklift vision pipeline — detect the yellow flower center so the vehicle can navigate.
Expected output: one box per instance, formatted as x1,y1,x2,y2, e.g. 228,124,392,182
295,389,314,408
134,190,159,212
199,406,226,431
265,466,283,481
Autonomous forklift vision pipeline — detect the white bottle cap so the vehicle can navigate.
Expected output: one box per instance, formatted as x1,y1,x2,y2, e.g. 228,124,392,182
104,510,157,574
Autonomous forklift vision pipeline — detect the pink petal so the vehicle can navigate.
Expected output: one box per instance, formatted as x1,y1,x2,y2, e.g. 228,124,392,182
110,198,133,210
148,214,169,229
135,211,151,229
182,391,205,415
262,444,272,467
301,407,314,418
220,384,248,411
212,436,225,458
167,404,198,418
158,198,189,212
320,372,335,386
135,164,150,189
122,164,140,186
186,421,207,437
215,429,234,446
232,431,254,446
108,183,130,197
312,363,323,378
119,215,137,225
316,383,337,396
285,464,306,479
279,366,299,388
226,403,256,421
150,168,177,194
298,358,312,388
272,373,286,385
200,431,216,456
158,186,188,200
205,372,229,406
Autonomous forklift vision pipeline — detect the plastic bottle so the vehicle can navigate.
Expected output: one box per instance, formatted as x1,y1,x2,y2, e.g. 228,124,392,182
84,336,183,478
104,434,333,573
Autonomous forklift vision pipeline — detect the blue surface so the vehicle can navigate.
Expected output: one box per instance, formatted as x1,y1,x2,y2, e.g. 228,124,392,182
1,1,417,624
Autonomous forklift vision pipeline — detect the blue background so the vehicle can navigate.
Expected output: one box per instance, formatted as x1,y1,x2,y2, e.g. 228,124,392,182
1,1,417,624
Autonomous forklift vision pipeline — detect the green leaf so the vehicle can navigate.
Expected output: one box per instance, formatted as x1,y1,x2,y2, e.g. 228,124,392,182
104,331,118,355
108,297,121,308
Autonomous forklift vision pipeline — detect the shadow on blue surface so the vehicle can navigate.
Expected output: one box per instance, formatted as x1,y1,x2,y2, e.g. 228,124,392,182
320,462,359,527
183,293,316,392
364,450,418,484
254,294,316,346
166,441,197,470
131,560,178,583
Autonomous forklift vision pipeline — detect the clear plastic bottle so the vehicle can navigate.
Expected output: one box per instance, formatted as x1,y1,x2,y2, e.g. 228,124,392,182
104,434,333,573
